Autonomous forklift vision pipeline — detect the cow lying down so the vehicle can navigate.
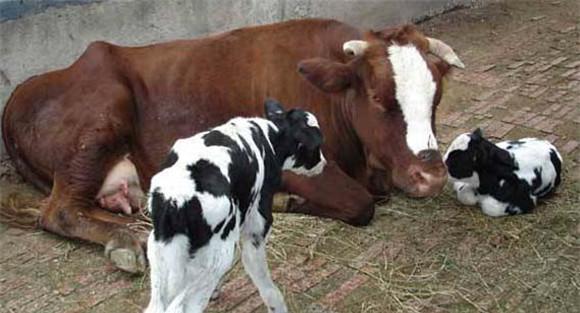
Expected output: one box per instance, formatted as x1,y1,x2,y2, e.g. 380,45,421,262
145,100,326,313
444,129,562,217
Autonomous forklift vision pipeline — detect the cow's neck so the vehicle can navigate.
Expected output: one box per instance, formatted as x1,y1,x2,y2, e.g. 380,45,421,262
326,92,367,178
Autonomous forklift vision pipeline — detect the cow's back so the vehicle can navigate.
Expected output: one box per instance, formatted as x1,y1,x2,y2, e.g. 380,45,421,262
2,18,360,191
113,19,360,182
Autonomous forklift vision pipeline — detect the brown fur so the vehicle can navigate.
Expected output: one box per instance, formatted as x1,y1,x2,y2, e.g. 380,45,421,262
2,19,455,257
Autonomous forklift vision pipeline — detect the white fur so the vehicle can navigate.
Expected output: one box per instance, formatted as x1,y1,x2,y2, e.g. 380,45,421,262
446,137,562,217
145,116,327,313
388,44,438,155
453,182,478,206
479,195,512,217
444,133,471,160
496,138,562,196
282,150,327,177
305,112,320,128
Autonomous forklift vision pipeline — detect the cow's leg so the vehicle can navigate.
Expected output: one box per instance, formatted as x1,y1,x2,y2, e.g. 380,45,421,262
39,183,148,272
281,161,375,226
240,209,287,313
39,133,149,272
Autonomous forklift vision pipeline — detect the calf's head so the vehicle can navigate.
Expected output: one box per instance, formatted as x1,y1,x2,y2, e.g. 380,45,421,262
444,128,514,185
298,25,464,197
265,99,326,176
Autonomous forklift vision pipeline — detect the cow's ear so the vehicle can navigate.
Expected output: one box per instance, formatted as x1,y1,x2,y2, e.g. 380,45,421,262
298,58,355,93
264,99,286,122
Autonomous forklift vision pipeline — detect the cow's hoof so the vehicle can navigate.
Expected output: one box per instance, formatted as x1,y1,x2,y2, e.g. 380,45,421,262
105,231,147,273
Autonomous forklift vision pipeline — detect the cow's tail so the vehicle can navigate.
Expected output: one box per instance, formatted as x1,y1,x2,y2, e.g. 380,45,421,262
1,80,47,229
0,192,41,229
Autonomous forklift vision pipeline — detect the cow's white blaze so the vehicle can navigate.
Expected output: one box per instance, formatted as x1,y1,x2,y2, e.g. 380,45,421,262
388,44,438,155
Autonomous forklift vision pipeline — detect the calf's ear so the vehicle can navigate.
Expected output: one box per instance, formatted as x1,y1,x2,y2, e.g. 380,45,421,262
298,58,355,93
264,99,286,122
471,128,484,141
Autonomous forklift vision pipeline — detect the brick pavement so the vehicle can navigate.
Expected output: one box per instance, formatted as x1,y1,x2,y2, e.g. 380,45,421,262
1,1,579,313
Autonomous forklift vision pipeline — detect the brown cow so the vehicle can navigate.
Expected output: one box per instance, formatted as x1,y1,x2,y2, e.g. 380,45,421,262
1,19,463,272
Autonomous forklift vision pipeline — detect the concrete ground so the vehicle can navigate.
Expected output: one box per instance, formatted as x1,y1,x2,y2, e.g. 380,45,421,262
1,1,579,312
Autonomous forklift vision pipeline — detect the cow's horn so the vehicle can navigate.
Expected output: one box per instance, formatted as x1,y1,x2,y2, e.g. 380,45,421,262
343,40,369,56
427,37,465,69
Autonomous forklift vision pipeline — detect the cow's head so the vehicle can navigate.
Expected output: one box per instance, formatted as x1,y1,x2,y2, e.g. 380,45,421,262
298,25,464,197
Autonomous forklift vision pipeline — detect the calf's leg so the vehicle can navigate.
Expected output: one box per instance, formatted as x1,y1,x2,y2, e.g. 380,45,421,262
281,161,375,226
163,238,236,313
241,209,287,313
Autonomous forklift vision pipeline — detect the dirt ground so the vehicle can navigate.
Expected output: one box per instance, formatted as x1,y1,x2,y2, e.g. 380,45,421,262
1,1,579,312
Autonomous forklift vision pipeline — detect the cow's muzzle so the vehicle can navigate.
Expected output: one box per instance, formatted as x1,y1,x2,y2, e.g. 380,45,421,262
405,149,448,197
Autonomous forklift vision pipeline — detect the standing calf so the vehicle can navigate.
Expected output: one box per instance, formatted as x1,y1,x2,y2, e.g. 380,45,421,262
444,129,562,217
145,100,326,313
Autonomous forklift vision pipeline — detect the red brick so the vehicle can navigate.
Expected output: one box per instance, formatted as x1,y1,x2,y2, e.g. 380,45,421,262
528,116,547,128
512,112,537,125
562,140,579,154
476,64,497,73
487,120,515,138
465,101,489,113
545,134,560,143
529,87,549,98
507,61,527,69
440,111,462,126
554,105,575,118
350,241,386,269
546,91,567,103
502,113,518,123
319,274,369,308
536,118,561,133
473,90,497,101
490,94,513,109
564,60,580,68
230,294,264,313
561,68,577,77
210,276,254,311
503,84,521,93
550,56,569,66
289,264,341,293
546,103,564,113
537,64,553,73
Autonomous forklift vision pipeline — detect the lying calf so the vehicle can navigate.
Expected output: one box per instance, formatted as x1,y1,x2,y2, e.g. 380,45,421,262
145,99,326,313
444,129,562,217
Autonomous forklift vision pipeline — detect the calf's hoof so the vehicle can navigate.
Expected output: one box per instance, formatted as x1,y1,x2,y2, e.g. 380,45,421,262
105,231,147,273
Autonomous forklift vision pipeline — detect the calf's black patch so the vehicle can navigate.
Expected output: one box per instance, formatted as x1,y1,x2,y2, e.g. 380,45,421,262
187,159,230,197
150,189,213,256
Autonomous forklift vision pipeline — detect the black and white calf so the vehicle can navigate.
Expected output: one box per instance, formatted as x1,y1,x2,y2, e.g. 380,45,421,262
144,100,326,313
444,129,562,217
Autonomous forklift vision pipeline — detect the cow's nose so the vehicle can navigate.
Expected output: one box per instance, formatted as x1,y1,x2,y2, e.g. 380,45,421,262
417,149,441,163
